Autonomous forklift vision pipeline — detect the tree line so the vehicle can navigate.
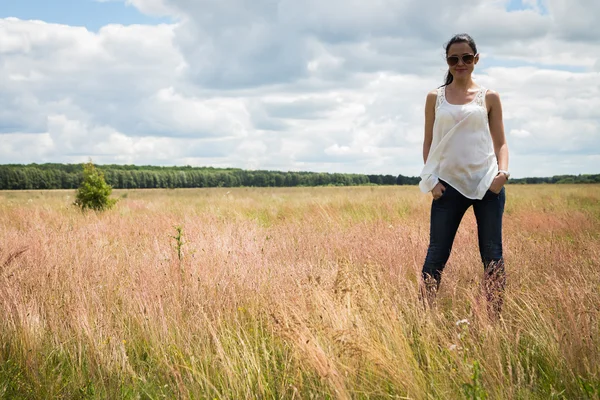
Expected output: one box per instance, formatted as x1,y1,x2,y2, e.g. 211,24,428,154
510,175,600,184
0,163,419,190
0,164,598,190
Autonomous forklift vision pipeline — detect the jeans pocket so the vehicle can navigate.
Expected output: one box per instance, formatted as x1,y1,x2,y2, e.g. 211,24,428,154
434,184,450,201
488,187,503,197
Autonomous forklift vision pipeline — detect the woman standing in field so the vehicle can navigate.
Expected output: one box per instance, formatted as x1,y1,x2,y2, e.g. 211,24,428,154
419,33,510,317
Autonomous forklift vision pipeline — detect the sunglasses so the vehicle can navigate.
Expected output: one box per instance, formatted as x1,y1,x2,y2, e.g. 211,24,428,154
446,53,478,66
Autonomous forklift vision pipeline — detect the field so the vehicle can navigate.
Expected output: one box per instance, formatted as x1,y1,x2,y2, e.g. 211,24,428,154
1,185,599,399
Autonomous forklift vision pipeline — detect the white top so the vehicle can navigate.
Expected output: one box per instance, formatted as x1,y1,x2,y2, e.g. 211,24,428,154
419,85,498,200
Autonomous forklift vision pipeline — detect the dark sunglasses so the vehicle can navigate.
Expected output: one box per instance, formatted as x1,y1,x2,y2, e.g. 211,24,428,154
446,53,477,66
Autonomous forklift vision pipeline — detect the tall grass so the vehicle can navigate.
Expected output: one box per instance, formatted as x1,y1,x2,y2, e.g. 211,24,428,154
1,185,599,399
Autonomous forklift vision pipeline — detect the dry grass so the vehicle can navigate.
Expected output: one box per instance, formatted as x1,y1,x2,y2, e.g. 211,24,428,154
1,185,599,399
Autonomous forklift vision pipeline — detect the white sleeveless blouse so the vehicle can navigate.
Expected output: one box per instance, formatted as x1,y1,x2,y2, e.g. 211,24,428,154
419,85,498,200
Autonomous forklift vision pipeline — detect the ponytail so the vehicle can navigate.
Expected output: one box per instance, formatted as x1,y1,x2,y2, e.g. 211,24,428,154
444,70,453,86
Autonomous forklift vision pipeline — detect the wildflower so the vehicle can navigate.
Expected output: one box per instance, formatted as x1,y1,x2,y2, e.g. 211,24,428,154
456,319,470,327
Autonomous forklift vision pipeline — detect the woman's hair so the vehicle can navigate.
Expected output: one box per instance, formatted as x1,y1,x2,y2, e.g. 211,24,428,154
443,33,478,86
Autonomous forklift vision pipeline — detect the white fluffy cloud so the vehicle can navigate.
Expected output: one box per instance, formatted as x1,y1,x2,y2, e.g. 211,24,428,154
1,0,599,178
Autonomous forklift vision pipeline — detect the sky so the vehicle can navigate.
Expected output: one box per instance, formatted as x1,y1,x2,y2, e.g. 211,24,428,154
1,0,599,178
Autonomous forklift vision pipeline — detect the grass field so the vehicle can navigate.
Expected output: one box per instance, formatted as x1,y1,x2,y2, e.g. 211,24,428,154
1,185,599,399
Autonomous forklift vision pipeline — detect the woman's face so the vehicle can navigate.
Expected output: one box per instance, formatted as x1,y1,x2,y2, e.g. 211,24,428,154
446,42,478,78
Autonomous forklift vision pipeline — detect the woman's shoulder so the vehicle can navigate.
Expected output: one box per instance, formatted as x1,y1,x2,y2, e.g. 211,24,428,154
425,88,440,111
480,85,499,96
484,88,502,104
426,87,441,101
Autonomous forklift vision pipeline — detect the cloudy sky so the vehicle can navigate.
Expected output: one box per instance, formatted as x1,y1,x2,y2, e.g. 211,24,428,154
1,0,599,178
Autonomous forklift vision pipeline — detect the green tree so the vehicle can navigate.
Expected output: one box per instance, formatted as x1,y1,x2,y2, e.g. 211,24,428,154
74,161,117,211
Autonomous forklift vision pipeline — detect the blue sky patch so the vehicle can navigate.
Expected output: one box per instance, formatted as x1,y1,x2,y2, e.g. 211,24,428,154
506,0,548,14
0,0,171,31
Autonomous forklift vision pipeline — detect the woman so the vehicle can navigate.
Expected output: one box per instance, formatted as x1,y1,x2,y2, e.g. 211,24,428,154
419,33,509,316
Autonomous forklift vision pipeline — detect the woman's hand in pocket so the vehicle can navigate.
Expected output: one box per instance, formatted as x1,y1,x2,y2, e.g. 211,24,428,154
431,182,446,200
489,173,507,194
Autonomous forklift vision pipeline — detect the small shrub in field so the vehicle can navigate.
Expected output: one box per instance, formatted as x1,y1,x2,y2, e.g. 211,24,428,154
171,225,184,262
74,161,117,211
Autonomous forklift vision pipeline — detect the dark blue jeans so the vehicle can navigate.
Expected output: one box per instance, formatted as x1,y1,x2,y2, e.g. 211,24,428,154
422,180,506,299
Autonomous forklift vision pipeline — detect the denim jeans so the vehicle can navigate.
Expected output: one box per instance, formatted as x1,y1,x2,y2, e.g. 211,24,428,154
422,180,506,290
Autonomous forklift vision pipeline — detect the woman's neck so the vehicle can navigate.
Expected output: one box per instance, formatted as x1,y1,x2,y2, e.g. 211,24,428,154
451,77,475,90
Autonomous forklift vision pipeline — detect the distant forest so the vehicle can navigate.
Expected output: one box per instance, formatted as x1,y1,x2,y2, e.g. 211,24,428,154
0,164,598,190
0,163,414,190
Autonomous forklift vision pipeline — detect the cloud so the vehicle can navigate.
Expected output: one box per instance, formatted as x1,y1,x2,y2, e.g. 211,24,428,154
1,0,600,178
545,0,600,42
134,87,251,138
510,129,531,138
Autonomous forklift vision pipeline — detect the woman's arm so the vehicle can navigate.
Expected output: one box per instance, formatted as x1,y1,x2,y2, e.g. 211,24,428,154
487,90,510,190
423,90,445,199
423,90,437,163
